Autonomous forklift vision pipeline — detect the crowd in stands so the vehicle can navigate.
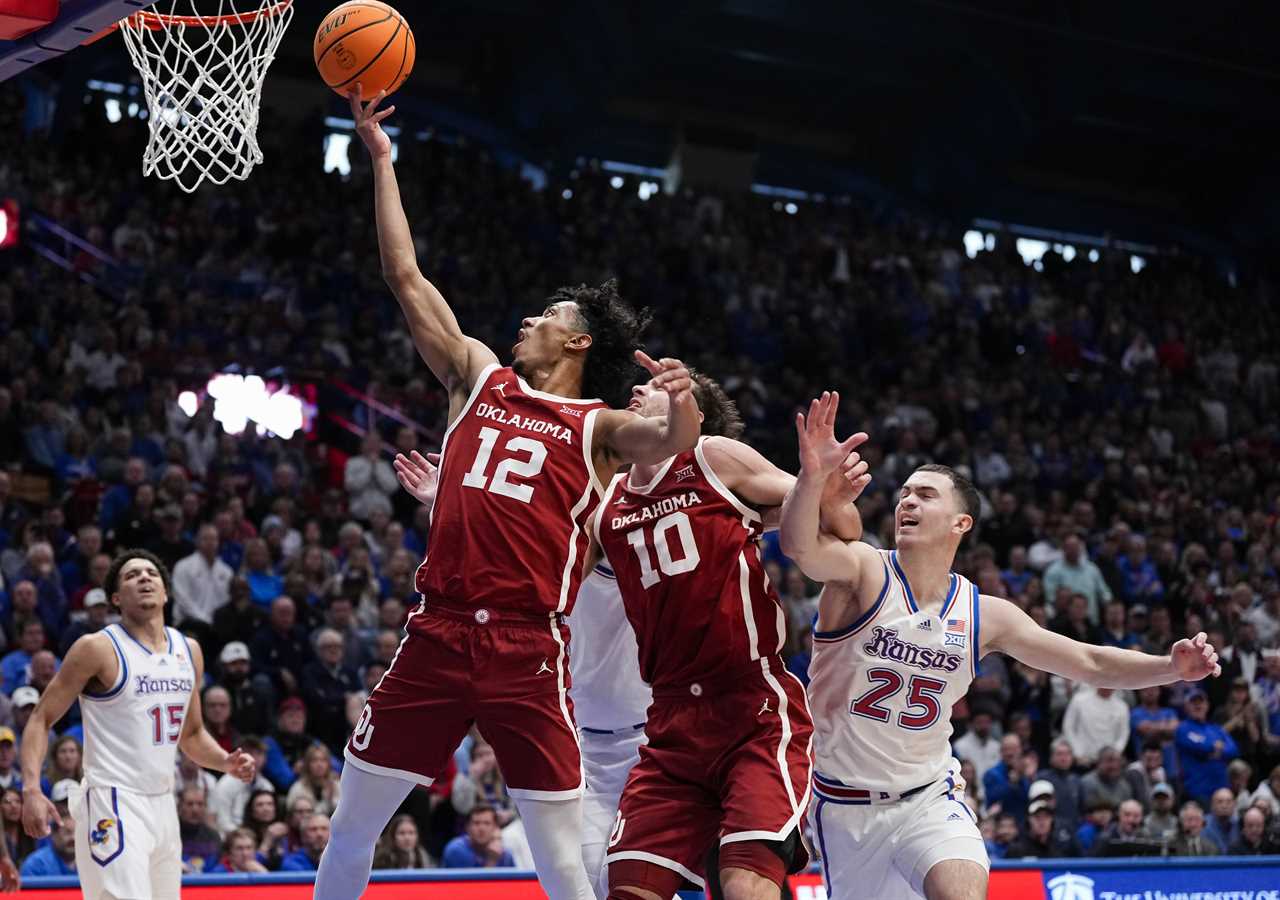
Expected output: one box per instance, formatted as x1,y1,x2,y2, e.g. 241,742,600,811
1,80,1279,878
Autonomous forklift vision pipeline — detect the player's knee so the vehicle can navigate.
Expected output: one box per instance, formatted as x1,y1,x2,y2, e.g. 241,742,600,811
922,859,987,900
607,888,663,900
718,840,786,900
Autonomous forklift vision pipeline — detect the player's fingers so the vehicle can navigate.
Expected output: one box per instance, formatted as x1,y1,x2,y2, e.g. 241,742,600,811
425,452,441,466
370,106,396,124
409,449,433,469
348,85,363,117
825,391,840,428
634,349,660,375
795,412,806,438
1213,663,1222,677
808,398,821,428
838,431,870,454
1192,631,1207,647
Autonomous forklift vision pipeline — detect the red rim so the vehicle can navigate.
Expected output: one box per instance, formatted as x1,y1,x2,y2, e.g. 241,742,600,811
120,0,291,30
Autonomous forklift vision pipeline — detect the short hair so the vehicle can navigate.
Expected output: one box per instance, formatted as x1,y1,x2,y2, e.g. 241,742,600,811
467,804,497,824
688,370,744,440
556,279,651,408
240,735,267,754
914,464,980,525
105,548,173,599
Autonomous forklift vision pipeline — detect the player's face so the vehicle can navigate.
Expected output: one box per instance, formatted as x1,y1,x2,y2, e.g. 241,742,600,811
894,472,969,548
512,301,585,373
113,557,167,615
626,380,669,418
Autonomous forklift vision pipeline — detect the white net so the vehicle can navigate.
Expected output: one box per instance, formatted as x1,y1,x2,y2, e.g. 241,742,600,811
118,0,294,193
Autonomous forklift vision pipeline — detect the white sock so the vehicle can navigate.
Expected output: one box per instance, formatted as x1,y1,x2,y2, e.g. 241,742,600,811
514,794,596,900
314,762,414,900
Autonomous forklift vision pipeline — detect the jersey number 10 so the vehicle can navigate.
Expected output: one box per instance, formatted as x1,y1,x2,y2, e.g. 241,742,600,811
625,511,701,588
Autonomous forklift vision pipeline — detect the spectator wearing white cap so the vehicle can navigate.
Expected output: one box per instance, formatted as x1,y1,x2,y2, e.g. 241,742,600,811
173,525,234,626
57,587,113,657
218,641,274,737
1035,741,1085,830
9,688,39,744
1141,781,1179,841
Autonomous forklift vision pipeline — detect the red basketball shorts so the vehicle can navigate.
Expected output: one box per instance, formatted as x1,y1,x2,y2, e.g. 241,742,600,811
604,662,813,890
344,602,584,799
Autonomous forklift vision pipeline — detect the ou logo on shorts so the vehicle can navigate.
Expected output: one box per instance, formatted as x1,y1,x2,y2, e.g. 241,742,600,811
607,811,626,848
351,705,375,751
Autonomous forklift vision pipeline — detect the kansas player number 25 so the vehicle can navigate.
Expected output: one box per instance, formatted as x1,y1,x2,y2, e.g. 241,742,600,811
850,667,946,730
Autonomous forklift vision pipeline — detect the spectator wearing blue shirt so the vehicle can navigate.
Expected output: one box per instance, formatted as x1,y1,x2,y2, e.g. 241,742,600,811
0,618,44,695
19,816,76,877
1001,546,1035,597
1202,787,1239,853
442,805,515,868
279,813,330,871
1176,689,1239,805
983,735,1033,824
1115,534,1164,606
1130,686,1180,776
1099,600,1141,650
242,538,283,607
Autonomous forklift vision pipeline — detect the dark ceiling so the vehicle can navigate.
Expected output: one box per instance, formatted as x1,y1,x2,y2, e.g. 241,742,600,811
34,1,1280,253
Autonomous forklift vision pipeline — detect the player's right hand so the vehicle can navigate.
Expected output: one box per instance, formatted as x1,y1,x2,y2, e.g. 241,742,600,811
634,350,693,408
795,391,869,477
395,450,441,507
349,83,397,159
0,856,19,893
21,789,61,840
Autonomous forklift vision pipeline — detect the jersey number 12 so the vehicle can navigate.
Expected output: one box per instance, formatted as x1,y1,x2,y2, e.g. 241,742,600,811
462,427,546,504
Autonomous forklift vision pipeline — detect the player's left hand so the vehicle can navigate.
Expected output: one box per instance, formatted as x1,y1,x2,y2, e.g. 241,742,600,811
225,748,257,784
394,450,441,507
634,350,693,408
823,442,872,504
0,856,19,893
1171,632,1221,681
796,391,869,477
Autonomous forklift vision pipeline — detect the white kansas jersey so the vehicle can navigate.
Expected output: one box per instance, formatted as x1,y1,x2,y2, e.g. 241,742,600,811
568,565,652,731
80,624,197,795
808,550,980,798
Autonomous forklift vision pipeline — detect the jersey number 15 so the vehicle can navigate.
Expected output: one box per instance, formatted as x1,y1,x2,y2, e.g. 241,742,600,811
148,703,186,745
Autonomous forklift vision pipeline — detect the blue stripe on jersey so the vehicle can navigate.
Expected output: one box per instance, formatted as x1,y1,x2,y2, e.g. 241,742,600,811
813,558,890,642
117,623,154,656
89,787,126,867
889,551,919,613
970,584,981,677
594,563,615,579
815,799,833,890
938,574,960,620
84,627,129,700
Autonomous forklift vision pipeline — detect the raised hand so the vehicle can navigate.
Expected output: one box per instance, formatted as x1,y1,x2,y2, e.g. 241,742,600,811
635,350,693,409
824,443,873,505
795,391,869,477
348,83,396,159
1171,632,1221,681
394,450,441,507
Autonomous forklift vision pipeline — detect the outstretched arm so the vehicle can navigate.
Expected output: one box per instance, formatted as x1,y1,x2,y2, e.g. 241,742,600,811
704,435,868,540
779,392,874,583
597,351,701,467
177,642,256,782
982,594,1221,688
351,86,497,397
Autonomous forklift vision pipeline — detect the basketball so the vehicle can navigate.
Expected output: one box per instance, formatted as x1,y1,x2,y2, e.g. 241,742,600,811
314,1,415,98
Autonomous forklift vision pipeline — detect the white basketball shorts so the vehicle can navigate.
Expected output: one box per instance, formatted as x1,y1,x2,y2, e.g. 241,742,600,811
810,768,988,899
72,783,182,900
580,725,647,900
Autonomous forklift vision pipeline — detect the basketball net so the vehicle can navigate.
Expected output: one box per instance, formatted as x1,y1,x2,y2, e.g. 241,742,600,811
117,0,294,193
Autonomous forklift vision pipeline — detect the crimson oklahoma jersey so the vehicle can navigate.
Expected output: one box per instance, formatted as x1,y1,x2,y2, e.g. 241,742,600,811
418,363,608,616
593,437,787,689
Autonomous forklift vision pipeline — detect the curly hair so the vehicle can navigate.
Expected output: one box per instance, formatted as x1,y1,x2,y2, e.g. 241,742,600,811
689,370,744,440
555,279,651,408
104,548,173,602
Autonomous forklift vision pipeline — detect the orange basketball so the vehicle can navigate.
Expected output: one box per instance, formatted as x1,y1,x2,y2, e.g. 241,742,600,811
314,1,415,98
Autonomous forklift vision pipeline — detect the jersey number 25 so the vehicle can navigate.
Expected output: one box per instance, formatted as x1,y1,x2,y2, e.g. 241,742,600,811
850,668,946,730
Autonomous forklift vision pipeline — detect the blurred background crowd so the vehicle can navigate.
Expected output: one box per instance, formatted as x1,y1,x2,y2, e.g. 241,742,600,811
1,82,1279,878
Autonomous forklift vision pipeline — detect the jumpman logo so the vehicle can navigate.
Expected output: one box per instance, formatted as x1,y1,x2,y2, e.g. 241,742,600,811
536,659,553,675
758,698,772,716
492,382,508,396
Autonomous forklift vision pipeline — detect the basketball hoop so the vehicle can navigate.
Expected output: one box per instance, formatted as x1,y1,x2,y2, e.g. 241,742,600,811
114,0,294,192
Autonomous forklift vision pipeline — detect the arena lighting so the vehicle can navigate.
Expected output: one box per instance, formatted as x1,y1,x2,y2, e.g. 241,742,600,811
180,373,306,438
0,199,17,249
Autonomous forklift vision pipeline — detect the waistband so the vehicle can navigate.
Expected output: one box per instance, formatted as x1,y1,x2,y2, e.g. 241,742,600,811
650,656,789,700
581,723,646,736
812,771,932,805
421,599,565,627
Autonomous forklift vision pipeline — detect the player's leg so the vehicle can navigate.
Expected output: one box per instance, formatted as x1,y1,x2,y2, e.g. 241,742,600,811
317,611,474,900
894,773,989,900
809,798,903,900
921,858,988,900
581,728,646,899
511,793,596,900
605,860,684,900
718,838,792,900
73,785,156,900
314,762,416,900
151,791,183,900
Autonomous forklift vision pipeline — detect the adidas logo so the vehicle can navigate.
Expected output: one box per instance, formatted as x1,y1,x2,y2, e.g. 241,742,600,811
158,658,169,666
947,813,963,821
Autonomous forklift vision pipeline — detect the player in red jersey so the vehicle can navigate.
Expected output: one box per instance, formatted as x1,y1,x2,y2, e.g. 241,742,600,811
593,374,869,900
315,87,702,900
